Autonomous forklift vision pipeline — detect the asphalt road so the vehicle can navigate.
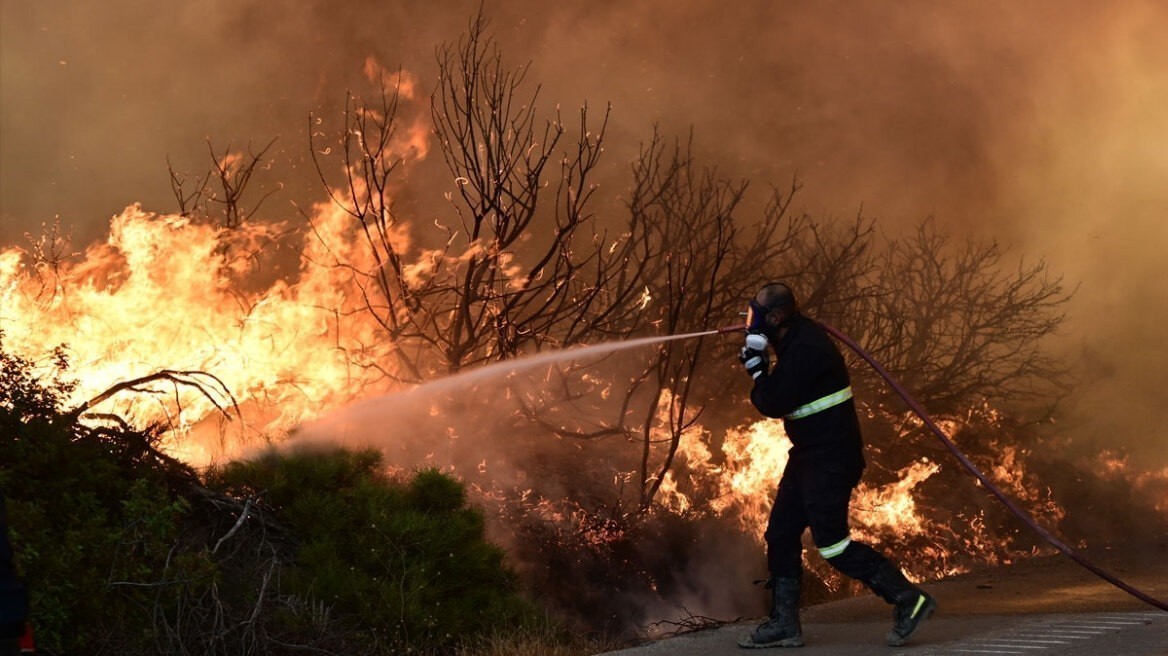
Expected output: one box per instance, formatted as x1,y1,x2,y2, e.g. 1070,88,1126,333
600,545,1168,656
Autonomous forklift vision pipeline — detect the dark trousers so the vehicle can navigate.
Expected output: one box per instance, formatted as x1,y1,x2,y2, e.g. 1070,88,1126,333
765,452,889,582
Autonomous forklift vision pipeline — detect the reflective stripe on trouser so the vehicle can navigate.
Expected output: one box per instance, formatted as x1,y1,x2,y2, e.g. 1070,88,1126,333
785,386,853,420
818,537,851,559
819,536,892,583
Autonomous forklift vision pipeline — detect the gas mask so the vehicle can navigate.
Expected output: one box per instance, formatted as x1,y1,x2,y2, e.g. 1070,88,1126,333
745,298,772,334
745,286,799,335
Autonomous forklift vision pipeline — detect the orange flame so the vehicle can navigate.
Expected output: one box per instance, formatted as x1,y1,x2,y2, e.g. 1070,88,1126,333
0,199,416,462
661,418,940,543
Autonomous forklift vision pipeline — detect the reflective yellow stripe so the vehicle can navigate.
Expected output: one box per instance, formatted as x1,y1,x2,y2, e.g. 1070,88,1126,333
785,386,853,420
910,594,927,618
818,537,851,559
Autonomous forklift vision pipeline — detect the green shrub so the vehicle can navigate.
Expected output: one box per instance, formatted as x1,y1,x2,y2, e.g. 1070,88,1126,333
207,448,540,652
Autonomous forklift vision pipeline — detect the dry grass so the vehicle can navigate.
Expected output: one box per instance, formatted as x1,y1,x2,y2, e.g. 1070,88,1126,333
457,627,624,656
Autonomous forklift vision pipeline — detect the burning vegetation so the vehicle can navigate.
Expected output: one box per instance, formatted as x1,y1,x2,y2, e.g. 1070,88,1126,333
2,9,1167,653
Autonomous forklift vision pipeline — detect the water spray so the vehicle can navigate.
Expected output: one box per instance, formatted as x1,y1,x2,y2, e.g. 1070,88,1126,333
294,329,724,444
718,320,1168,612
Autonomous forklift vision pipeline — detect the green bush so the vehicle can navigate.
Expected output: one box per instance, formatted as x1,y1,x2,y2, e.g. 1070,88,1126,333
207,448,539,651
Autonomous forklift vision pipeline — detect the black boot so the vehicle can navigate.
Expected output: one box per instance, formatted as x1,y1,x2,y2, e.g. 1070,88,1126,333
738,577,803,649
866,561,936,646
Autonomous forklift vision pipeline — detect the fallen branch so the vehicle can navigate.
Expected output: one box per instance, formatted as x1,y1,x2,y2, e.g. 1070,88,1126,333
212,497,253,555
644,607,744,638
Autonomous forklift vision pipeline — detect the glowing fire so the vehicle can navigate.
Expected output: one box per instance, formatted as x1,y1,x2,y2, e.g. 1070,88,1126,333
1095,450,1168,515
852,460,941,538
652,398,1093,581
658,418,941,544
0,201,409,462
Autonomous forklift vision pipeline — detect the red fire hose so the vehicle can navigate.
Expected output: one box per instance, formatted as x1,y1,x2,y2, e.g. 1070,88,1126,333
719,321,1168,612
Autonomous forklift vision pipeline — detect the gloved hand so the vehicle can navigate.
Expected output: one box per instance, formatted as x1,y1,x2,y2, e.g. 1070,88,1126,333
738,333,770,380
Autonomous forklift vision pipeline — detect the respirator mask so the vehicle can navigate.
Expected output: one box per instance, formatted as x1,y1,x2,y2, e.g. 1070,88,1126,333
743,299,774,351
745,298,771,334
744,283,798,338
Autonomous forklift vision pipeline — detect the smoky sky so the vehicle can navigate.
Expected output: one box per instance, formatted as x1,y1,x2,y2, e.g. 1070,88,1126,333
2,0,1166,464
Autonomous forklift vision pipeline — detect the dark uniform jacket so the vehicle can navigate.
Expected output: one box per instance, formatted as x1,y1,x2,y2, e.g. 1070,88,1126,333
749,314,865,463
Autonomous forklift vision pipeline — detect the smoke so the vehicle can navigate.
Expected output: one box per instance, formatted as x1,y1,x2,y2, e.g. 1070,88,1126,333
2,1,1157,226
976,4,1168,466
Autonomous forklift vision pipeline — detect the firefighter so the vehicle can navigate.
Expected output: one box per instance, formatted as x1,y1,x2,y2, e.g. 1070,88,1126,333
736,282,936,649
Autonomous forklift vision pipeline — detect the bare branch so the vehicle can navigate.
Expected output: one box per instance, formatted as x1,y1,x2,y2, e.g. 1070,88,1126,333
65,369,242,426
212,497,253,555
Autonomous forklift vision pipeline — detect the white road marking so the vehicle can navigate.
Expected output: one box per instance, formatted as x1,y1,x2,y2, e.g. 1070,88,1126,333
943,644,1027,648
900,611,1166,655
